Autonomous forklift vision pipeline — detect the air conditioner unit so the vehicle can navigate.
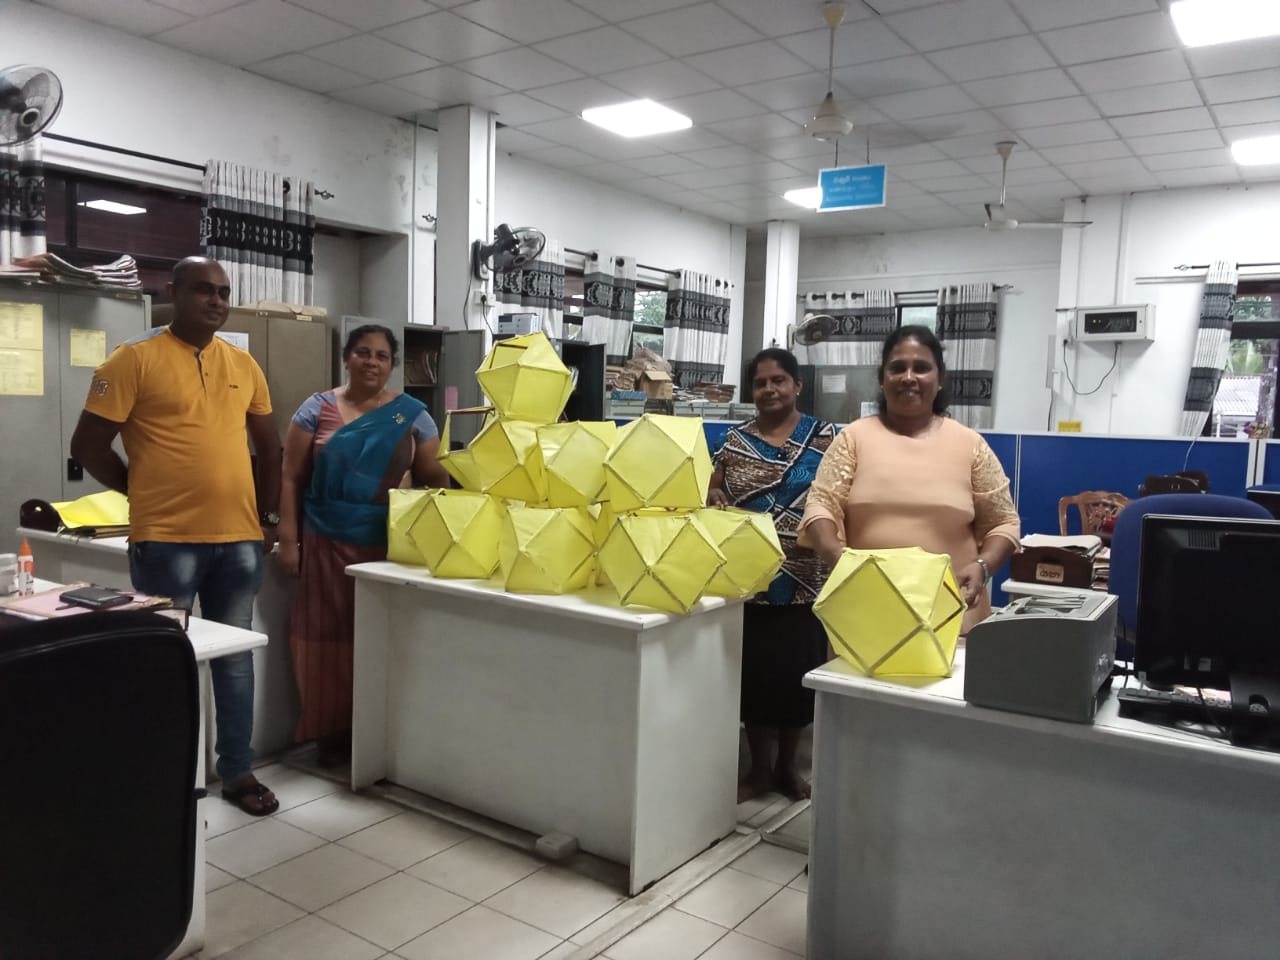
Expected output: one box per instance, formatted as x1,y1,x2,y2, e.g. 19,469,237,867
1071,304,1154,342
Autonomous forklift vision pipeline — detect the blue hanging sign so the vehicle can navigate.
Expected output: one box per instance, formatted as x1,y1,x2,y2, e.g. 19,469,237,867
818,164,887,212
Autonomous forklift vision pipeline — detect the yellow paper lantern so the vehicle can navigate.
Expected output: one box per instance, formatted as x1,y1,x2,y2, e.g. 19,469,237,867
603,414,713,513
695,507,785,598
498,504,596,594
475,331,573,424
588,501,615,586
538,420,617,507
438,408,490,492
814,547,963,678
405,489,505,579
387,488,433,566
597,510,725,614
470,415,547,503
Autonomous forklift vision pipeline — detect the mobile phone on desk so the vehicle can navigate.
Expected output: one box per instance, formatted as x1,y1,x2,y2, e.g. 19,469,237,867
58,586,133,610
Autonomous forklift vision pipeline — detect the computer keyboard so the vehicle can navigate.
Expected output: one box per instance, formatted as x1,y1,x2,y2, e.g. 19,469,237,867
1115,686,1236,725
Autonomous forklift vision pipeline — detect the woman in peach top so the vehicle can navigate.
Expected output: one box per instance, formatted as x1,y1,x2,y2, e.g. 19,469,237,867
799,326,1020,632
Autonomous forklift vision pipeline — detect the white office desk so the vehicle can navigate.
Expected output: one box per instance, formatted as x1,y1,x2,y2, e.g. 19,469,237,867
23,578,267,959
18,527,299,755
804,652,1280,960
348,561,745,895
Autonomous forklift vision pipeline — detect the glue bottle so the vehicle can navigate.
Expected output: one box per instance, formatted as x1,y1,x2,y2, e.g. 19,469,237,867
17,537,34,596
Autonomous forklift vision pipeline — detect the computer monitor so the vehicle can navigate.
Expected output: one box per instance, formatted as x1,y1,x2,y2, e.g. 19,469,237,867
1135,513,1280,743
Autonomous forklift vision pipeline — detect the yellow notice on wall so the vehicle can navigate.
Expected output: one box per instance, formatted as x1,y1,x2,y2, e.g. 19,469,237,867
0,349,43,395
69,328,107,367
0,301,42,351
1057,420,1083,433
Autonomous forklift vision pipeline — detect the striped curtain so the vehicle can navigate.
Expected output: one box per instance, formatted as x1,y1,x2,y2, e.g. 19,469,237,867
1179,260,1239,436
936,283,999,429
201,160,315,305
581,251,634,363
0,137,46,268
495,236,565,339
664,270,731,386
797,289,895,366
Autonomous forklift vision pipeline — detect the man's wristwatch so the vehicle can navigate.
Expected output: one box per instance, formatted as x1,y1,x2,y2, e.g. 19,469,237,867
259,510,280,527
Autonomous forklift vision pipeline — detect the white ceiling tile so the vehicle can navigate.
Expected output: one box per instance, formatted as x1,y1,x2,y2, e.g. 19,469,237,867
686,41,812,87
523,145,603,167
892,159,973,180
249,53,370,93
1018,119,1117,148
1000,168,1076,188
534,26,667,75
992,96,1100,128
1008,0,1159,31
1155,166,1243,189
714,160,802,185
1220,120,1280,142
151,18,300,65
883,0,1028,53
575,160,649,184
561,132,666,162
1093,81,1205,118
962,69,1080,107
737,73,846,112
960,147,1049,172
1109,107,1216,137
458,48,581,89
1185,36,1280,79
663,168,742,190
754,136,849,161
914,175,992,193
716,0,875,37
707,113,805,143
451,0,604,43
525,78,629,113
665,88,767,123
620,154,708,176
903,109,1011,138
518,115,606,144
488,92,569,126
392,66,510,104
1125,128,1225,156
1072,171,1160,192
601,60,721,99
1066,50,1192,94
144,0,243,12
1057,156,1151,180
700,182,768,202
925,35,1056,82
679,145,769,168
496,127,554,152
643,127,732,152
1040,13,1180,66
1238,163,1280,180
622,3,762,58
570,0,691,21
306,35,437,81
287,0,435,30
932,133,1024,159
330,82,438,116
870,85,980,122
1200,69,1280,106
208,0,355,49
833,56,952,98
779,23,913,71
37,0,192,35
377,11,518,62
1214,99,1280,127
1037,140,1132,164
1141,148,1235,170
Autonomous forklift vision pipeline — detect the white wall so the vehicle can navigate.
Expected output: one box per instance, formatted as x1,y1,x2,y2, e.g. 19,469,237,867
795,227,1063,432
1054,182,1280,435
495,154,747,383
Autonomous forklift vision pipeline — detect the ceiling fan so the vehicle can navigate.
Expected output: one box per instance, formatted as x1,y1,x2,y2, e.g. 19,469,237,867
805,3,853,142
983,141,1092,231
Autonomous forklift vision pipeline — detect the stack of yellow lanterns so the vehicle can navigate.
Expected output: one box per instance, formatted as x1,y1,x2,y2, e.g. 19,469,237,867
387,331,784,614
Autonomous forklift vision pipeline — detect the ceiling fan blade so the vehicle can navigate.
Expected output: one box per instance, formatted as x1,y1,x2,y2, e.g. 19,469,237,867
983,203,993,221
1016,220,1092,230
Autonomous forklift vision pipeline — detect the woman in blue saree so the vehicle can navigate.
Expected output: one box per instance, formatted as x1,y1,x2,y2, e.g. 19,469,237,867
278,324,449,764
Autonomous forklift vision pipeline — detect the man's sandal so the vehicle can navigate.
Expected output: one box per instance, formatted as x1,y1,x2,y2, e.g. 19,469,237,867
222,779,279,816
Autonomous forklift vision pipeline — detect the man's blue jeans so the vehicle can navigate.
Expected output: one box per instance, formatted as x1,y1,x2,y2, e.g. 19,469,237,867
129,540,263,783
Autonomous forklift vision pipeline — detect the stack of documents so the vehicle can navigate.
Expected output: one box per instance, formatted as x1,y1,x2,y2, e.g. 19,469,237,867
13,252,140,288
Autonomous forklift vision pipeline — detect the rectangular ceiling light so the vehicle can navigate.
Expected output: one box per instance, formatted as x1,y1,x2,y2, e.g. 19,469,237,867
1231,134,1280,165
77,199,147,215
1171,0,1280,46
783,187,822,209
581,99,692,138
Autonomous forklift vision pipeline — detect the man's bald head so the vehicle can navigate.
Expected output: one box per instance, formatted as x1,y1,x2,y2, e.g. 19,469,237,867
172,256,223,287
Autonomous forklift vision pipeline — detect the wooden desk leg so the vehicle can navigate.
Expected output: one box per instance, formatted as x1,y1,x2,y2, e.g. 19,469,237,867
351,578,391,790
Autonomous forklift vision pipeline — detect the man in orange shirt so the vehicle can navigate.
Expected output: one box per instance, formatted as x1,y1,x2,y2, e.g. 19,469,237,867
71,257,283,815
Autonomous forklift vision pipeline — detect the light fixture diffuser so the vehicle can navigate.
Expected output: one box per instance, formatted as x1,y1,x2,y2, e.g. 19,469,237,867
1231,135,1280,166
1171,0,1280,47
581,99,692,138
783,187,823,209
77,199,147,215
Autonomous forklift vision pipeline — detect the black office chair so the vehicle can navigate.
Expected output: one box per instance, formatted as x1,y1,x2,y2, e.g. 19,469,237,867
0,611,201,960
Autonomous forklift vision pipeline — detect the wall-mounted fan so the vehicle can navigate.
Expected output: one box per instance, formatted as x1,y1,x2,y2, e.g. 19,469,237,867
471,223,546,279
982,141,1092,231
805,3,853,142
0,64,63,146
788,312,837,350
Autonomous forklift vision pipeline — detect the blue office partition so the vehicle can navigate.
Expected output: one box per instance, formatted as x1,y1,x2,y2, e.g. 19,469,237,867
1263,441,1280,485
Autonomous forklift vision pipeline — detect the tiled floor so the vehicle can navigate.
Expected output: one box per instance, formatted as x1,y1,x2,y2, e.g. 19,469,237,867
192,761,808,959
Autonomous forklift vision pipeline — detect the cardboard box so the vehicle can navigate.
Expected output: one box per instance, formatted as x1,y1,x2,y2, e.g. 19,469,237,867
637,369,673,400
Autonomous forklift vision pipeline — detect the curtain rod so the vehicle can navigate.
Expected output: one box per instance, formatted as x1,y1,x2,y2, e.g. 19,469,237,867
801,284,1012,299
563,246,679,277
1175,262,1280,271
43,133,336,199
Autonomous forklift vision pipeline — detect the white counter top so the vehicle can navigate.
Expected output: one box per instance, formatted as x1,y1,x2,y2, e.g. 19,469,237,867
347,561,739,631
21,527,128,556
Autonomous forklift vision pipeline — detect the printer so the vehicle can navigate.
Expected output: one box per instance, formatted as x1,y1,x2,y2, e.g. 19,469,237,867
964,593,1117,723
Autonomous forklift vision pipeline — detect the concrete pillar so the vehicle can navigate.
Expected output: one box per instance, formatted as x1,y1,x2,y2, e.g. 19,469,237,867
436,105,496,331
761,220,801,351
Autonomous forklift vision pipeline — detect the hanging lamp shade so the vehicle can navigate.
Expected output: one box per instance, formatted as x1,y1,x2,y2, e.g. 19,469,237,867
538,420,617,507
405,489,505,579
814,547,963,678
603,414,713,513
475,331,573,424
469,414,547,503
597,510,725,614
498,503,596,594
695,507,785,598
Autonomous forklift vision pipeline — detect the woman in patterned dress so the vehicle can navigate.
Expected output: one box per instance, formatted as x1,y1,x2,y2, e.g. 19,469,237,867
709,348,837,801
